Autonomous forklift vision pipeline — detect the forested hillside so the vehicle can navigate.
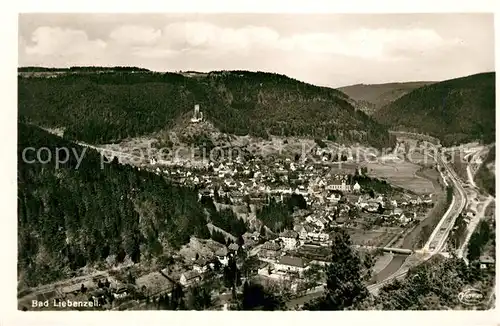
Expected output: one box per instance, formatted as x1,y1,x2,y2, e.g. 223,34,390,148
338,81,434,114
374,72,495,146
18,70,395,149
18,123,211,287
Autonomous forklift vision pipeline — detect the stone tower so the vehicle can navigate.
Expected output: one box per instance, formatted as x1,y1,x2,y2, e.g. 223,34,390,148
191,104,203,123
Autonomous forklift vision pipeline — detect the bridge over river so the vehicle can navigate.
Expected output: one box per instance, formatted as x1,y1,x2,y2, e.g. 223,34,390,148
352,245,413,255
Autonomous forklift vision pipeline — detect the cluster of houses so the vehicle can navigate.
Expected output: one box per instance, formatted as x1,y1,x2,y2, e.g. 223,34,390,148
143,146,364,210
354,193,433,226
174,238,249,288
257,228,329,261
132,144,440,299
254,228,329,285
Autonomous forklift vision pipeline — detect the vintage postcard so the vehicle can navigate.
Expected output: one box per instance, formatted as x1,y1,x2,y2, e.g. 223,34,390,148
13,8,496,319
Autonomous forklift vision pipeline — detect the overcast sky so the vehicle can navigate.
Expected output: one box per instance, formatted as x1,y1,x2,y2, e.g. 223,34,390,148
18,13,494,87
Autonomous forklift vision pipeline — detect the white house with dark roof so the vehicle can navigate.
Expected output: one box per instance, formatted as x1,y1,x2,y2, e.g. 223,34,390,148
192,258,209,274
279,230,299,250
215,247,229,266
274,256,309,275
228,243,239,252
258,241,281,259
293,225,308,240
327,179,352,192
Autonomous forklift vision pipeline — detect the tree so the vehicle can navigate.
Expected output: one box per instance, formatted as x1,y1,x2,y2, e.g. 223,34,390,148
157,294,170,310
211,230,226,245
368,189,375,198
127,271,136,285
239,281,285,310
223,256,241,292
303,263,323,289
241,255,261,278
260,226,266,238
187,282,213,310
287,193,307,211
315,139,327,148
362,253,375,281
303,229,368,310
243,195,251,208
237,235,245,247
170,283,186,310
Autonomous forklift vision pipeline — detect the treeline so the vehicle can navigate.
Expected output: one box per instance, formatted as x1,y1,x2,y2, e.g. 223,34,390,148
18,66,150,72
18,124,211,287
18,70,395,149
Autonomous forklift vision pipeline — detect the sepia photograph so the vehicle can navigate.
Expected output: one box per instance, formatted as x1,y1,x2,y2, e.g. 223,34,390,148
16,11,495,313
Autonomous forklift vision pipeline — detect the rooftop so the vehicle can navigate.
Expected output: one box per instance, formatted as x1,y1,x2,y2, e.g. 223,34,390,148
261,241,281,251
193,257,208,266
215,247,229,257
280,230,298,239
182,270,201,281
228,243,239,251
277,256,308,268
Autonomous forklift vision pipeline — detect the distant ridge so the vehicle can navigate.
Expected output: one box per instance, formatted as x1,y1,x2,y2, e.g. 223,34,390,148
338,81,435,115
374,72,495,146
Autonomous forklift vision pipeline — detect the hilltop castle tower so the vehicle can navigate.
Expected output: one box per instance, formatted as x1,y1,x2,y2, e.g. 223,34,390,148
190,104,204,123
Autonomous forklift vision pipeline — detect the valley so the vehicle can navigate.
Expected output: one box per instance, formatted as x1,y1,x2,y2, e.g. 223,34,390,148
17,68,496,311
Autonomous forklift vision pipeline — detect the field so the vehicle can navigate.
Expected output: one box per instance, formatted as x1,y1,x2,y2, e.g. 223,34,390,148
401,190,447,249
363,160,436,194
450,150,469,181
347,227,401,247
407,151,436,166
415,167,443,193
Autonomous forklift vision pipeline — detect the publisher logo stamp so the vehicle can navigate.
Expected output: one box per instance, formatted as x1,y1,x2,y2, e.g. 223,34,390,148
458,288,484,305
